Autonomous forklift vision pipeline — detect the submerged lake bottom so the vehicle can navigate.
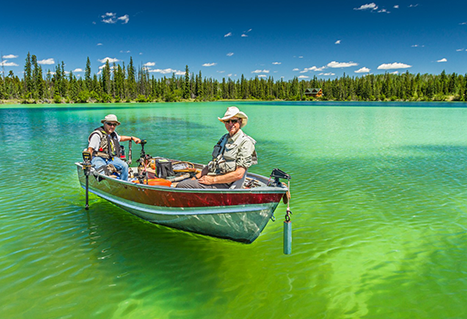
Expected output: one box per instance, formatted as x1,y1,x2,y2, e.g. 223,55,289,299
1,101,467,318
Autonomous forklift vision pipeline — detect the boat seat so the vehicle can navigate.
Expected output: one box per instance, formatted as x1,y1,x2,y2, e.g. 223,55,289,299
229,169,247,189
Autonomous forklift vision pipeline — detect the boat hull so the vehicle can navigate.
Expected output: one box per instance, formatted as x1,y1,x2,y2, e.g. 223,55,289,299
76,164,286,243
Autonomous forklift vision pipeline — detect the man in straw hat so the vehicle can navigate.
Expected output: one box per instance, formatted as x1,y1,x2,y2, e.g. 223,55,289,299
177,106,257,189
87,114,141,181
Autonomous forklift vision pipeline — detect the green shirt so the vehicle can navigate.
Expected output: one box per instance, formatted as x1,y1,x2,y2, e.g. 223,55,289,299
208,129,257,175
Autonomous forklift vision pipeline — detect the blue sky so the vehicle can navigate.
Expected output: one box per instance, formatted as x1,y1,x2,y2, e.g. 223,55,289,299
1,0,466,80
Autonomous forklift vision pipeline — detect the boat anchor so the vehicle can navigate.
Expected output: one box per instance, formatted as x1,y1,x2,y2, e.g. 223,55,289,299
269,169,293,255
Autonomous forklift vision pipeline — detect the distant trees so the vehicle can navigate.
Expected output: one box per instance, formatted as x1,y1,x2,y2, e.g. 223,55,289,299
1,53,467,104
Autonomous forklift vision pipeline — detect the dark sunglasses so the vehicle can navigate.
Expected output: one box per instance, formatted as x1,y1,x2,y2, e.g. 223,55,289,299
105,122,117,126
224,119,240,124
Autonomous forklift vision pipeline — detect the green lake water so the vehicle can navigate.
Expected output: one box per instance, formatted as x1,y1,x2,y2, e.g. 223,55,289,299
1,101,467,318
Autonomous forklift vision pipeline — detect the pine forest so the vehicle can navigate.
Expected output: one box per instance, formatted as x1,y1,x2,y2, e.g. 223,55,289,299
1,53,467,104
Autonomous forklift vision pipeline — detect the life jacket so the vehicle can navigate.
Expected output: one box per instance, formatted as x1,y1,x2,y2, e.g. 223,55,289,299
88,126,121,159
208,130,258,175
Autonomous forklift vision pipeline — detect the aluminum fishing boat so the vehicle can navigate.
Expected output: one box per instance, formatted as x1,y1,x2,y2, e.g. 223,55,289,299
76,157,290,243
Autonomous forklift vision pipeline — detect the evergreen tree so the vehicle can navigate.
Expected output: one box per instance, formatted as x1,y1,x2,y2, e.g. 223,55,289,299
102,60,111,95
23,52,32,97
85,57,92,91
127,57,136,99
183,65,190,99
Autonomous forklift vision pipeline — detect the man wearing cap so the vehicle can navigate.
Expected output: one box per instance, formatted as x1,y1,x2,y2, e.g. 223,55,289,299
177,106,257,189
87,114,141,181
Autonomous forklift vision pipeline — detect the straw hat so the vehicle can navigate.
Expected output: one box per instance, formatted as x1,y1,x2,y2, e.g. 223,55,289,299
218,106,248,128
101,114,121,125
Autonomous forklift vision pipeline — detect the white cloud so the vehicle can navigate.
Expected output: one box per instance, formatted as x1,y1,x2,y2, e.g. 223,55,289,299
241,34,248,37
456,48,464,51
378,9,390,13
355,67,371,73
118,15,129,24
377,62,412,69
460,22,467,25
0,61,19,67
101,12,129,24
217,70,225,73
148,68,184,75
391,71,399,74
73,68,84,72
38,58,55,65
335,40,341,44
354,3,378,10
437,58,447,62
300,66,325,73
227,52,234,57
298,56,303,59
298,75,309,79
292,68,299,71
203,63,217,67
120,50,131,53
144,62,156,67
411,44,424,47
258,75,267,78
99,57,119,63
327,61,358,68
2,54,18,59
224,32,232,37
319,72,336,76
251,69,269,74
394,5,399,8
102,12,116,23
408,4,419,8
97,43,103,46
272,62,281,65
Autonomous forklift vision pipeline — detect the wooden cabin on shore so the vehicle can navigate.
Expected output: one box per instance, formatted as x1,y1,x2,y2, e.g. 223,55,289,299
304,88,323,98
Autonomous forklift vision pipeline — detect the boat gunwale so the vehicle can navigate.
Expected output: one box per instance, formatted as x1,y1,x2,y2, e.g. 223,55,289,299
83,186,279,215
75,162,288,194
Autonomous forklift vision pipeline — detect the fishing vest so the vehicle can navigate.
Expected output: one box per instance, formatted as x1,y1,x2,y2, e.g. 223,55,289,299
88,127,121,159
208,130,258,175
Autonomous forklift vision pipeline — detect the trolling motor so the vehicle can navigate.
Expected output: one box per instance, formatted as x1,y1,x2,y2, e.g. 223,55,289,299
270,168,291,185
137,139,151,184
82,151,92,210
269,168,293,255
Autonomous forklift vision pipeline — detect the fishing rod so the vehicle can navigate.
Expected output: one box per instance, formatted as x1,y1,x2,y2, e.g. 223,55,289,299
128,139,132,166
137,139,150,184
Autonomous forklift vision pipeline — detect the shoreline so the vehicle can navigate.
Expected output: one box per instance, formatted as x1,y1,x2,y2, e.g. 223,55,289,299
0,95,462,105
